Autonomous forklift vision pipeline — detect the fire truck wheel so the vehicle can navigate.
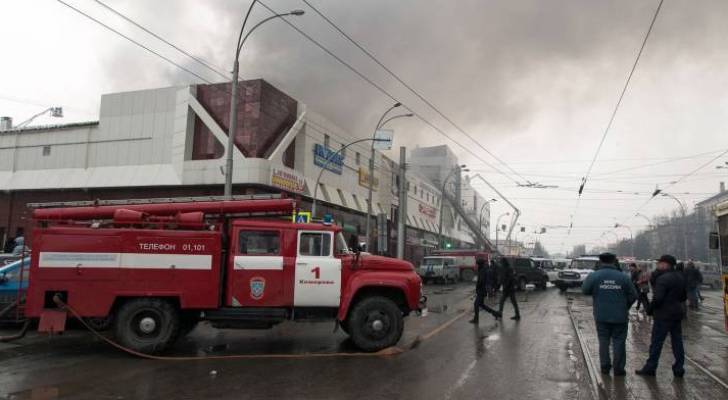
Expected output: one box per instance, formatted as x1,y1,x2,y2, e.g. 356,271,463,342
348,296,403,352
114,298,180,354
339,319,350,335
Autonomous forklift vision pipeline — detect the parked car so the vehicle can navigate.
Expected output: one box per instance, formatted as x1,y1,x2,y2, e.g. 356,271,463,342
554,256,599,293
502,256,548,290
418,256,460,284
0,253,22,266
532,257,559,283
0,257,30,322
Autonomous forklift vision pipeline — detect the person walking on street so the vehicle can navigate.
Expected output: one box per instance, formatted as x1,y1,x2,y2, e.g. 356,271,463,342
497,258,521,321
486,260,499,299
684,261,703,310
582,253,637,376
637,266,651,312
629,263,650,312
636,254,688,378
469,258,502,323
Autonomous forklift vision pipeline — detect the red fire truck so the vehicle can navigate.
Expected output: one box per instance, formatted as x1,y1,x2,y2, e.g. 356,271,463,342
24,195,424,354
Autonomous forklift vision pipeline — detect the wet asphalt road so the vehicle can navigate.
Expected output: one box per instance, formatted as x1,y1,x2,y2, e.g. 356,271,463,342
569,289,728,400
4,285,722,399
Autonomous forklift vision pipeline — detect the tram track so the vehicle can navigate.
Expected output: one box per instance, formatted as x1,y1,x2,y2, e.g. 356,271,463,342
566,294,728,400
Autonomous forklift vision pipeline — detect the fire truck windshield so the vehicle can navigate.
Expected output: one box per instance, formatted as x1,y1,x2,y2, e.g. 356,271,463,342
335,232,351,255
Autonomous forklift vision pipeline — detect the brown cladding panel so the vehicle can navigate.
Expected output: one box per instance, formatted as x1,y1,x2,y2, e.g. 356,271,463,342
192,80,297,160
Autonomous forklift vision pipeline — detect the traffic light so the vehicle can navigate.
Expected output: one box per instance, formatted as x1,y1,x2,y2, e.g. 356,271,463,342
445,242,452,249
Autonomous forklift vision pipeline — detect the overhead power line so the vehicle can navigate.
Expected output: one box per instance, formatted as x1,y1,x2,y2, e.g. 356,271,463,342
56,0,215,85
92,0,230,81
579,0,664,196
56,0,519,188
253,0,520,185
300,0,530,186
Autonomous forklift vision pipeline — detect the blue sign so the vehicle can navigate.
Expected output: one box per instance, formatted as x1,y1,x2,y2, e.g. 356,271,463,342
313,143,344,175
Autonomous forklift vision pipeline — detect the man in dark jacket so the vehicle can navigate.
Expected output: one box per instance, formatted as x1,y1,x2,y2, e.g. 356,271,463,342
486,260,499,299
582,253,637,376
684,262,703,310
636,254,688,378
497,258,520,321
469,258,502,323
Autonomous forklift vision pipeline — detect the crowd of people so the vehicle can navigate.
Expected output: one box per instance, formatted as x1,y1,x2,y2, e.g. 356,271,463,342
470,252,705,379
469,257,520,324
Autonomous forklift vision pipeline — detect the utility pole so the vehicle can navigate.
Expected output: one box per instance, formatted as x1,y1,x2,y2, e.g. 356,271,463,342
396,146,407,259
365,105,413,252
224,5,304,199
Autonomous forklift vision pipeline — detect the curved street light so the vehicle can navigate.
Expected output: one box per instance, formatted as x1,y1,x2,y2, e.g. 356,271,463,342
652,189,688,260
224,2,305,198
635,212,653,229
614,223,634,257
495,212,510,252
365,103,412,252
365,109,414,249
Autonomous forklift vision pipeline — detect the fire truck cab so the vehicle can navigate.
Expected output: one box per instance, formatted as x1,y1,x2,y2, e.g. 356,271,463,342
25,196,424,354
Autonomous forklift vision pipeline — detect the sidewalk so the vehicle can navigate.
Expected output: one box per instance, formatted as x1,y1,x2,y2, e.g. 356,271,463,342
569,293,728,400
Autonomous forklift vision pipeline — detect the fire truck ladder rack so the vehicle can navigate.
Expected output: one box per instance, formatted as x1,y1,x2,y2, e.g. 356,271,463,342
30,194,296,223
27,194,284,209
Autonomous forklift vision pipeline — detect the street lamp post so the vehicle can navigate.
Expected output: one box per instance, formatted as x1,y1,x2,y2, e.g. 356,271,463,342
363,111,413,253
495,212,510,253
224,3,304,199
602,230,619,251
635,213,653,228
615,223,634,257
658,191,689,260
437,165,468,249
364,104,411,251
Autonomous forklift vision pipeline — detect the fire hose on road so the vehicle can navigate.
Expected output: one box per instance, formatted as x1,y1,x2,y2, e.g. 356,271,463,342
0,299,30,342
50,294,466,361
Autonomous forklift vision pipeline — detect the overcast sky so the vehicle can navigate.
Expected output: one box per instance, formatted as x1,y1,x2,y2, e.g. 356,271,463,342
2,0,728,254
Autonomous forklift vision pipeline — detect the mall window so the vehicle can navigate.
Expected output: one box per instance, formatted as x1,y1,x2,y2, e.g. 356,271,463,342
324,134,330,148
42,145,51,156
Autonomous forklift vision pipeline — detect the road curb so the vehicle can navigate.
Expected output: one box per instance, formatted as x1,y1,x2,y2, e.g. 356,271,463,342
567,299,604,400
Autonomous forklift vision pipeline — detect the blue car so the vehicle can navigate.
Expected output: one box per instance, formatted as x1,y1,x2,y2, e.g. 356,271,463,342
0,257,30,321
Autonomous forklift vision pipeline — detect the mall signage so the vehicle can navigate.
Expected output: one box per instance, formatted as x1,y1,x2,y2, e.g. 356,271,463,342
313,143,344,175
270,166,305,194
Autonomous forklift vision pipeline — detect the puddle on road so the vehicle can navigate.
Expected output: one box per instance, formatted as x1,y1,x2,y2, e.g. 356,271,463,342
205,343,230,353
485,333,500,342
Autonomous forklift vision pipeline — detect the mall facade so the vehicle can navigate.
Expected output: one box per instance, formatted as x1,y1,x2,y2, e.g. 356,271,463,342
0,79,491,264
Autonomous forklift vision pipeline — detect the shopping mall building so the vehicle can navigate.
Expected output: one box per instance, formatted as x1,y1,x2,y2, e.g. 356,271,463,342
0,79,490,263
